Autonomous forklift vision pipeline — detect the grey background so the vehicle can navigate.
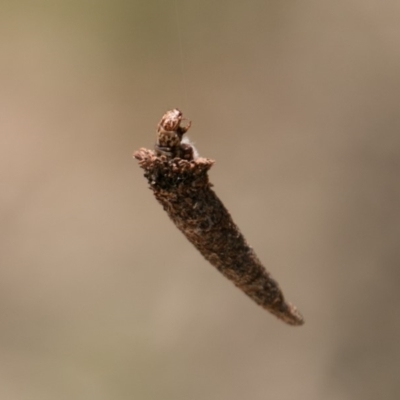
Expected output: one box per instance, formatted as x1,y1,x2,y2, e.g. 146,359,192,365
1,1,399,399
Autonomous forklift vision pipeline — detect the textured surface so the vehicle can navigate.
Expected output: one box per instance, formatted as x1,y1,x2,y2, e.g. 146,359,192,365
135,147,303,325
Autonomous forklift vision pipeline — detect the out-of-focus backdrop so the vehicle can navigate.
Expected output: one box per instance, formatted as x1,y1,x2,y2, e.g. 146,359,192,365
1,1,400,399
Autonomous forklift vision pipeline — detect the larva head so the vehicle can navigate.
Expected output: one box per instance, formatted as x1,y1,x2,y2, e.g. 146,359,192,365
159,109,183,132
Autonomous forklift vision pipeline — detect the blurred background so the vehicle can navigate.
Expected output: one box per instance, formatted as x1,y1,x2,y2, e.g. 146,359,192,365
1,1,400,399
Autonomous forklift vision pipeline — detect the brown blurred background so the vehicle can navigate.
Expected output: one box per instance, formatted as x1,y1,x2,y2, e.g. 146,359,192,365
1,1,400,399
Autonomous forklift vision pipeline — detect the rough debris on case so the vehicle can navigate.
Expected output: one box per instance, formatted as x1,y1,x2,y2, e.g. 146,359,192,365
134,109,304,326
